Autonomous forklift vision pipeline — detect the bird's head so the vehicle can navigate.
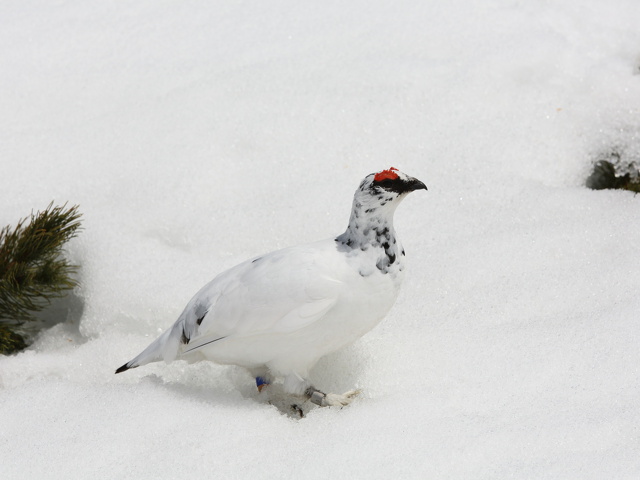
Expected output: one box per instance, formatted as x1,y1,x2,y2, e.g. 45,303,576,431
354,167,427,213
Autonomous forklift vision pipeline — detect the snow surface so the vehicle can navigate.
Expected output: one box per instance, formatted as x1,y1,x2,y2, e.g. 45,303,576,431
2,1,640,478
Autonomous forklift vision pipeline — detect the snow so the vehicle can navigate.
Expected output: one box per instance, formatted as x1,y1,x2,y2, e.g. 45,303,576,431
2,0,640,478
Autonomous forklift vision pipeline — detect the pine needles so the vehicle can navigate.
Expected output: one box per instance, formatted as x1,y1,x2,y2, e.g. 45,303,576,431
0,203,82,354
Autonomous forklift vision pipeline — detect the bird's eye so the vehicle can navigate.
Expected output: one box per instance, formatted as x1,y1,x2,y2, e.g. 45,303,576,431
379,179,394,188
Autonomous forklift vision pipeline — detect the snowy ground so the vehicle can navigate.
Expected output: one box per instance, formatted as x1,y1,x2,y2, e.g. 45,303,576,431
2,1,640,478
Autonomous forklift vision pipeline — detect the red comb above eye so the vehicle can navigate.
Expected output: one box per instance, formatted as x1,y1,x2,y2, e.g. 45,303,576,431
374,167,399,182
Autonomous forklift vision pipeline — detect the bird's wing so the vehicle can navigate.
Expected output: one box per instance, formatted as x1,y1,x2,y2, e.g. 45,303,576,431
177,241,345,354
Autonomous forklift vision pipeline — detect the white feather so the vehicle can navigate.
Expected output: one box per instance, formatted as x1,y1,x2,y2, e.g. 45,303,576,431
116,168,426,403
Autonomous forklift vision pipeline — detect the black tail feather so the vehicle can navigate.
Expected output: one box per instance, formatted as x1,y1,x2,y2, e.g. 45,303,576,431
115,362,135,374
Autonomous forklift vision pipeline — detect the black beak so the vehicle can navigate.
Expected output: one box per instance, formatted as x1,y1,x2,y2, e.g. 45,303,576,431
405,177,427,192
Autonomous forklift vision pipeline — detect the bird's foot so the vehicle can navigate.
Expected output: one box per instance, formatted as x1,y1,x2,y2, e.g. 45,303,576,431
290,404,305,418
306,388,361,407
322,390,361,407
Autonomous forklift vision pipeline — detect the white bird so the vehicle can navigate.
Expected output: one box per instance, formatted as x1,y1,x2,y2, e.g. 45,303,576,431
116,167,426,408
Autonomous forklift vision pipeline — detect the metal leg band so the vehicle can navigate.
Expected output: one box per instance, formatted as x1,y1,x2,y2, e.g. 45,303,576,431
305,387,326,406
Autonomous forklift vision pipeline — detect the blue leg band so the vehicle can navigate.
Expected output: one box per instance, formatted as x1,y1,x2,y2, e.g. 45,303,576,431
255,376,269,388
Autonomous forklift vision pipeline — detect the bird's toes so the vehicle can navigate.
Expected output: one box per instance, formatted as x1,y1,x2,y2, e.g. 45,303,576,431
290,404,305,418
322,389,361,407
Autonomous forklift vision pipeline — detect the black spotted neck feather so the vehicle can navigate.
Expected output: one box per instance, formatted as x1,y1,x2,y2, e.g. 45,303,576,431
335,189,405,275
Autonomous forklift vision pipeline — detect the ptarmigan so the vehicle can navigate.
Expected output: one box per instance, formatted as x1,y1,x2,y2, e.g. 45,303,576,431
116,167,426,408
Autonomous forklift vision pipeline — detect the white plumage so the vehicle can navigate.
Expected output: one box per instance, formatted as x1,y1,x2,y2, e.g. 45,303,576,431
116,167,426,407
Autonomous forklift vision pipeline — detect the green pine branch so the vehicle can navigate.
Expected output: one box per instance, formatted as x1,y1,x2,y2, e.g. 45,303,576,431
0,203,82,353
0,324,27,353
